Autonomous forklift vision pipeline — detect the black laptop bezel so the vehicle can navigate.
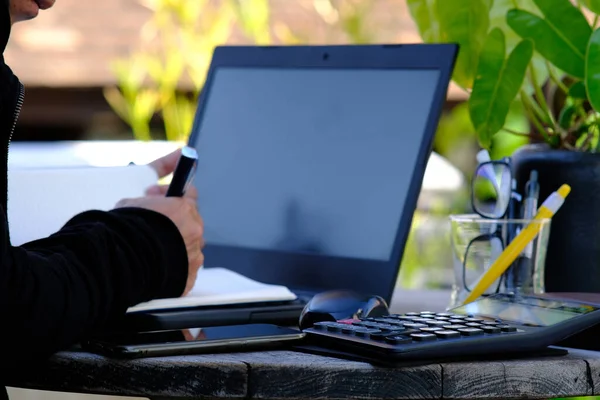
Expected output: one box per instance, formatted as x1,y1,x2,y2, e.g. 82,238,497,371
187,44,458,304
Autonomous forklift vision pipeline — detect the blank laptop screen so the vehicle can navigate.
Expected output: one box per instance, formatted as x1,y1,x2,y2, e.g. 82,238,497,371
192,67,441,262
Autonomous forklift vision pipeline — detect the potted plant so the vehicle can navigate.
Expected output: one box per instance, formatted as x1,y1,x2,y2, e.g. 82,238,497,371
408,0,600,293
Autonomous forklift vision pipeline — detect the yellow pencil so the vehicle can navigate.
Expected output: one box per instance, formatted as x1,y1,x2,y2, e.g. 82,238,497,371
462,184,571,305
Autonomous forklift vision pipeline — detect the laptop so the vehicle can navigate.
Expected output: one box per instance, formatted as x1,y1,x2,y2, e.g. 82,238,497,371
121,44,458,331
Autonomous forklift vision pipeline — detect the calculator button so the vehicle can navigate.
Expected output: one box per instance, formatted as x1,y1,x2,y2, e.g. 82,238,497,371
497,325,517,332
425,320,449,327
458,328,484,336
435,330,461,339
385,335,412,345
398,316,420,322
481,321,499,326
419,311,434,315
370,332,391,340
417,314,435,319
354,328,382,338
481,326,501,334
465,322,482,327
413,318,433,323
353,321,376,328
443,324,466,330
464,318,484,322
448,319,465,324
326,323,346,332
435,313,453,317
434,316,450,321
450,315,466,319
342,325,360,333
403,323,428,329
405,312,420,316
411,333,437,342
367,323,395,330
371,318,404,326
420,327,443,333
374,329,414,337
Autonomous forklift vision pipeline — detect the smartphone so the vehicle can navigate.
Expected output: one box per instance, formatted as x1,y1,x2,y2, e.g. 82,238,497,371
81,324,305,358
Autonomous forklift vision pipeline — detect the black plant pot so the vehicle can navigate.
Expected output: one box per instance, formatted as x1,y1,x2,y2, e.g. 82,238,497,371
512,144,600,293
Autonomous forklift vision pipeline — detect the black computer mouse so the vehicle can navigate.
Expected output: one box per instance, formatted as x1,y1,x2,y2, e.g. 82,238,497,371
298,290,389,330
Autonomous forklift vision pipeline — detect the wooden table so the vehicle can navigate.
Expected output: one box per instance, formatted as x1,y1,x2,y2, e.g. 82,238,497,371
5,289,599,400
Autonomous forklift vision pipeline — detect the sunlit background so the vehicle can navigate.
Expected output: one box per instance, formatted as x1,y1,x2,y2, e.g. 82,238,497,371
4,1,587,399
3,0,531,291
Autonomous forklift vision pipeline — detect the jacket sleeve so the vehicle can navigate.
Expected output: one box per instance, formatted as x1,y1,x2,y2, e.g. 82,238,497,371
0,207,188,364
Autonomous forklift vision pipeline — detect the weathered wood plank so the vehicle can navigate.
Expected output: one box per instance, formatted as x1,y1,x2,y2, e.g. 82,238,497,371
4,350,248,399
442,356,591,399
238,350,442,400
566,347,600,395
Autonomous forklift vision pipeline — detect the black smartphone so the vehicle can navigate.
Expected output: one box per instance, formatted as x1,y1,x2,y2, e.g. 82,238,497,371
81,324,305,358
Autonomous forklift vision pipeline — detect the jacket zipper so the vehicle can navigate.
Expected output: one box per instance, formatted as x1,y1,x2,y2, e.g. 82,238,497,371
10,82,25,147
4,82,25,237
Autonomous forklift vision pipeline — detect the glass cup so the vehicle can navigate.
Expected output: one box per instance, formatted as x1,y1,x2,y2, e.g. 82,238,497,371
448,214,552,309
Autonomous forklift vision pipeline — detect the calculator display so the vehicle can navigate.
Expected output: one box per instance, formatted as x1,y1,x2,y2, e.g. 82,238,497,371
452,295,599,326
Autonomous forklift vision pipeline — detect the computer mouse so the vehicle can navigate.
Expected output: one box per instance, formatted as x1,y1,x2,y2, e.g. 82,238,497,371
298,290,389,330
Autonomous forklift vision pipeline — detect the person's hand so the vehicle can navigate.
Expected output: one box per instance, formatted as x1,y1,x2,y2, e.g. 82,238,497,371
115,195,204,296
116,148,204,296
145,148,198,200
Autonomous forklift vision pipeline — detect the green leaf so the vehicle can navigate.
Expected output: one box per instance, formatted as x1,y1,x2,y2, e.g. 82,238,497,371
506,0,591,78
586,28,600,112
436,0,490,89
579,0,600,14
569,81,588,99
559,104,577,129
469,29,534,148
490,0,550,91
406,0,441,43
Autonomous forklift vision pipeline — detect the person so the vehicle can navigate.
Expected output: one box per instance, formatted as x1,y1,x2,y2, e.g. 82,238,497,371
0,0,205,398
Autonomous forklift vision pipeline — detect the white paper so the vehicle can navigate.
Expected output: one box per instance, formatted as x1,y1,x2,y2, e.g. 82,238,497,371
7,165,159,246
7,164,297,310
127,267,297,313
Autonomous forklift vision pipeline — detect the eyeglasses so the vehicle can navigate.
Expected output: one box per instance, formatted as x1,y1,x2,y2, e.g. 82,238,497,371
471,159,514,219
462,158,521,293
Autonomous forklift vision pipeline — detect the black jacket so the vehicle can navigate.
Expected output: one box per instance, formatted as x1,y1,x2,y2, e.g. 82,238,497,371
0,1,188,397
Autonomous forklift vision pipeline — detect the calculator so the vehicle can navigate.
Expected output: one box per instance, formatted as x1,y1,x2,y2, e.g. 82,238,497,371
302,293,600,361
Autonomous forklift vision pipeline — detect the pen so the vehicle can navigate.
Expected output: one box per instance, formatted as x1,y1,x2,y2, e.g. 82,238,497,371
515,170,540,291
462,183,571,305
166,146,199,197
503,178,521,292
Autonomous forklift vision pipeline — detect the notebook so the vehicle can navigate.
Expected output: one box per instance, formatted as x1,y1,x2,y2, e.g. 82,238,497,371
7,164,296,310
127,267,297,313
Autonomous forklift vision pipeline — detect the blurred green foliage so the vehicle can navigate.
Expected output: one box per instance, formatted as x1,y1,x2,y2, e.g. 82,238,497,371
106,0,380,142
105,0,237,142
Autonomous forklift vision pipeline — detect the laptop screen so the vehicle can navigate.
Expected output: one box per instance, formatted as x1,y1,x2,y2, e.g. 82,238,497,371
192,67,441,262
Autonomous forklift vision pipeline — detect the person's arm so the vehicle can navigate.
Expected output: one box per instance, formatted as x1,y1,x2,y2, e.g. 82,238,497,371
0,206,188,364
